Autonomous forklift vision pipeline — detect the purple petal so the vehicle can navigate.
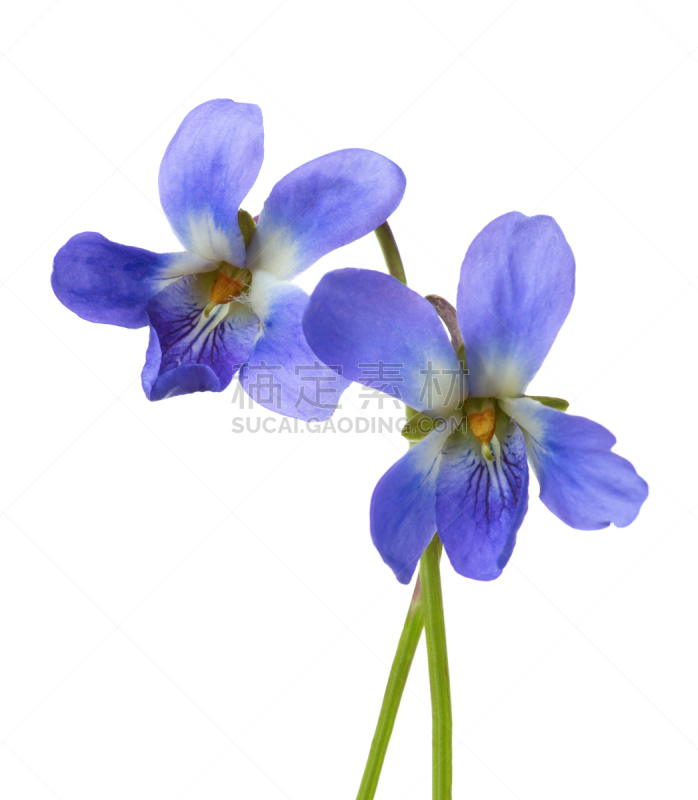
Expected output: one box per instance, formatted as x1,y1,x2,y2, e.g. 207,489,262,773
303,269,463,415
143,274,259,401
52,232,213,329
248,149,405,280
457,212,575,398
436,418,529,581
159,99,264,265
500,397,649,529
371,432,447,584
241,275,349,420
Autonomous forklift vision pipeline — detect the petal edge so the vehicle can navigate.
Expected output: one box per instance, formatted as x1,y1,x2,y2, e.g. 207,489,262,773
501,397,648,529
159,99,264,264
249,149,406,280
457,212,575,398
52,232,192,329
371,433,447,584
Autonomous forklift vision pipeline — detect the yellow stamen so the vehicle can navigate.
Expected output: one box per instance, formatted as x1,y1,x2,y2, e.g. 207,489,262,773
467,406,496,446
210,271,244,305
204,264,251,317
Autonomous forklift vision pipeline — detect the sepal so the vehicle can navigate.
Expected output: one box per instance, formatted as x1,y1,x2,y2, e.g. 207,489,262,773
527,395,570,411
401,412,450,442
238,209,256,249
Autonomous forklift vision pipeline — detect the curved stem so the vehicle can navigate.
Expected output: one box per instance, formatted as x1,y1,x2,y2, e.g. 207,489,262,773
420,535,452,799
375,222,414,422
375,221,407,285
424,295,463,352
355,577,424,800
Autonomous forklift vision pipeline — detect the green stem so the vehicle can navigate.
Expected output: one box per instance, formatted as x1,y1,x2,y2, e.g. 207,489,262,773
375,222,407,285
420,535,452,799
374,221,414,428
355,577,424,800
357,221,451,799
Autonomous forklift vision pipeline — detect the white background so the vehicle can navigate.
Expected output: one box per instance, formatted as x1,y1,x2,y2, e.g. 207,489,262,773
1,1,697,798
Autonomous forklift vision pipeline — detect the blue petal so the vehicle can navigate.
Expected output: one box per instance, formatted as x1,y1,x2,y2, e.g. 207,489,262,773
159,99,264,265
436,418,529,581
500,397,648,529
143,274,259,401
52,232,213,329
240,274,349,420
303,269,463,415
248,149,405,280
371,432,448,584
457,212,575,398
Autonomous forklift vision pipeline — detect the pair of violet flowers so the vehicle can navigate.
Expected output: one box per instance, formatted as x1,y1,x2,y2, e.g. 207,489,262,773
52,98,648,800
